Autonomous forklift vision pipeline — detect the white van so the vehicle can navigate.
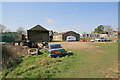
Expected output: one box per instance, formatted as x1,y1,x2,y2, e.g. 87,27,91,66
66,36,76,41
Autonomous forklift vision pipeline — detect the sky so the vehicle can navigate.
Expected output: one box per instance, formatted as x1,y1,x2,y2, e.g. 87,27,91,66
1,0,120,2
2,2,118,33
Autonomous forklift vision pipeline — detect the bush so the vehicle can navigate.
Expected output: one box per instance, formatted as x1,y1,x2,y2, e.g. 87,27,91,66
2,46,22,69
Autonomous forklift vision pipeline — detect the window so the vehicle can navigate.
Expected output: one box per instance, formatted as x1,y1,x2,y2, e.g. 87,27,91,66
50,44,62,49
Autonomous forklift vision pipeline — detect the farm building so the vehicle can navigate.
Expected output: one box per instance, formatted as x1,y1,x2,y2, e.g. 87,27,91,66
99,34,108,37
27,25,49,42
111,31,118,37
90,33,100,38
80,32,91,38
0,32,23,42
53,31,80,41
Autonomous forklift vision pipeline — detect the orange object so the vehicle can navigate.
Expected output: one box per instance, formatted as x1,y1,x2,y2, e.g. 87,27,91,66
80,39,85,42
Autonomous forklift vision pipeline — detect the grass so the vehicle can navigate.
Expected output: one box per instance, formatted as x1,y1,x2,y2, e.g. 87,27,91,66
2,50,75,78
109,37,118,41
90,42,118,53
55,42,118,78
2,42,118,78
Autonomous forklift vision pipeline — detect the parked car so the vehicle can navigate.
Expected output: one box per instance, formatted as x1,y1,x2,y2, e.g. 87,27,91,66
45,43,66,58
66,36,76,41
90,39,95,42
95,37,108,42
91,37,111,42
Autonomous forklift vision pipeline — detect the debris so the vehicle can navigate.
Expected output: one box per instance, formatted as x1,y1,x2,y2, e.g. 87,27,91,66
22,46,28,49
28,48,38,55
56,60,62,62
42,42,48,48
66,51,73,55
66,51,72,54
15,43,18,46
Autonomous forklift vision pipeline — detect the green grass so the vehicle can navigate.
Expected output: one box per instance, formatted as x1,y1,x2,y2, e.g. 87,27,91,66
2,42,118,78
55,43,118,78
90,42,118,53
109,37,118,41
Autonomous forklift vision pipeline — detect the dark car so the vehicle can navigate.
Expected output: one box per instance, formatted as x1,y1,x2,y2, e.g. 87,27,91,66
45,43,66,58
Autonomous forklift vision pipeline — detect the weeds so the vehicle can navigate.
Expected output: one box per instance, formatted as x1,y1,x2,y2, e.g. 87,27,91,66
2,42,118,78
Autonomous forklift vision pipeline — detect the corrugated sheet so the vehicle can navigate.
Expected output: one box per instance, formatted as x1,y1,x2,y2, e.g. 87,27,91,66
28,25,48,31
1,32,22,42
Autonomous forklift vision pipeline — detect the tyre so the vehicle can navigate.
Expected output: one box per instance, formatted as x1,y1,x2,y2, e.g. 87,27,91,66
20,42,24,46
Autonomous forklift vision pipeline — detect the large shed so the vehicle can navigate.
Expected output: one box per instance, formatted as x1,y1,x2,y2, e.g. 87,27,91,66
27,25,49,42
1,32,22,42
53,31,80,41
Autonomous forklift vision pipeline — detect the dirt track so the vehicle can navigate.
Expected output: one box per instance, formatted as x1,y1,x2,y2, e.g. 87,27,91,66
48,41,109,54
49,42,97,49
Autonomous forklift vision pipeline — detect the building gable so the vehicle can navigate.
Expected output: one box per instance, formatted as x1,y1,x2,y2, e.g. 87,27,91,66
53,31,80,41
54,31,79,35
29,25,48,31
64,31,79,35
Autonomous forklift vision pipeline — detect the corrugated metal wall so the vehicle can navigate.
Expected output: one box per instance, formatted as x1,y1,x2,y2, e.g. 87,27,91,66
27,30,49,42
63,32,80,41
53,31,80,41
1,32,22,42
53,35,62,41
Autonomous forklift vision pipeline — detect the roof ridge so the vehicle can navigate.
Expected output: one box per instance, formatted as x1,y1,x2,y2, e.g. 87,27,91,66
54,31,78,35
29,25,48,31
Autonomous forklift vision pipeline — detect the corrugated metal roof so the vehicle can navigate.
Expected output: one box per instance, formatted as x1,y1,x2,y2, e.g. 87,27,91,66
54,31,79,35
55,32,68,35
28,25,48,31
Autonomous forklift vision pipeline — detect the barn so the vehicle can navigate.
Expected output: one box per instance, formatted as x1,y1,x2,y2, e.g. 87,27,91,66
53,31,80,41
27,25,49,42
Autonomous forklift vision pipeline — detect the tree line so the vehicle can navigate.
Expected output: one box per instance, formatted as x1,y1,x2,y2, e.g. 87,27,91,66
94,25,113,35
0,24,114,35
0,24,26,35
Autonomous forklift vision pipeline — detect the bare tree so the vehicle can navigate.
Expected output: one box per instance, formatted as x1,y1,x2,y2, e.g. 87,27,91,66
0,24,6,33
103,25,113,37
17,27,26,35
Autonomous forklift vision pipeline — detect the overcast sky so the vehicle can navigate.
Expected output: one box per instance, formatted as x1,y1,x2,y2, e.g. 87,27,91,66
2,2,118,33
